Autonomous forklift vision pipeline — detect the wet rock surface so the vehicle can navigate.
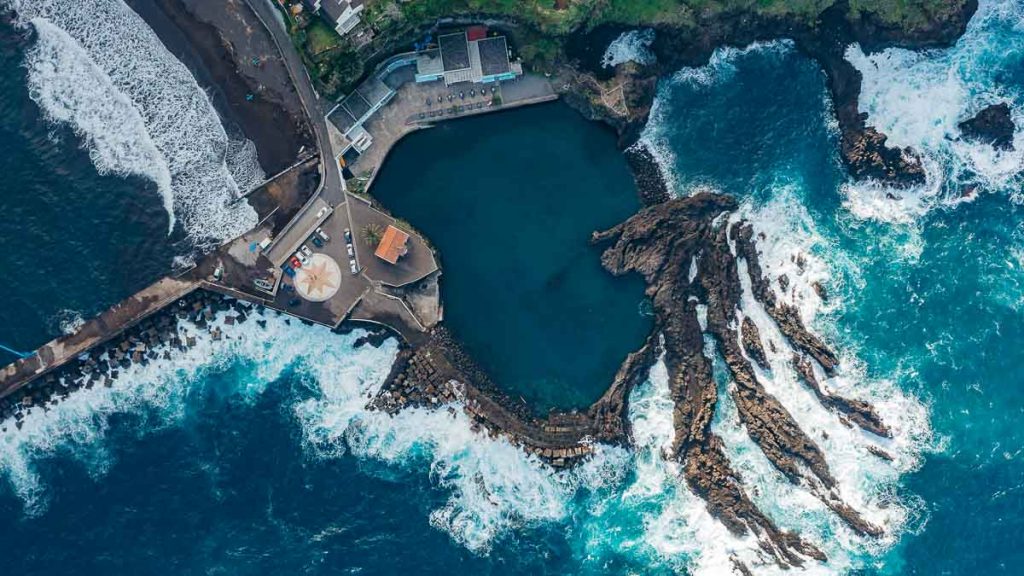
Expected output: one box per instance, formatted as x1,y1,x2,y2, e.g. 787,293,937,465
741,317,770,371
562,1,976,188
959,102,1016,151
593,192,888,565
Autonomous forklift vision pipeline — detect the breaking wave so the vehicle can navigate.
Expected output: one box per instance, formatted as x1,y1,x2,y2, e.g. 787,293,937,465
844,0,1024,222
602,28,656,68
6,0,260,246
668,40,794,88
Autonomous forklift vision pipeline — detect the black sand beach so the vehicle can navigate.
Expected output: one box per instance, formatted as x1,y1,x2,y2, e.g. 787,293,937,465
126,0,314,176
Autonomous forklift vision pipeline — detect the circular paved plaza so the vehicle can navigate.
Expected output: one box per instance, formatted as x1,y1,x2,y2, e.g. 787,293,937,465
293,253,341,302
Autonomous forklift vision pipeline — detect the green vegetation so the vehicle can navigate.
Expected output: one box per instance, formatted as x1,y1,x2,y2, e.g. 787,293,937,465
277,0,965,100
847,0,962,28
362,223,384,247
305,19,342,55
275,4,365,99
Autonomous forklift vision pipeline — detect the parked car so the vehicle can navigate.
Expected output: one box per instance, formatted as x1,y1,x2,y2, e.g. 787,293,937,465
295,252,310,266
347,244,355,257
344,228,352,243
311,236,324,248
288,257,302,269
316,227,330,242
300,245,313,257
349,259,358,274
283,265,296,278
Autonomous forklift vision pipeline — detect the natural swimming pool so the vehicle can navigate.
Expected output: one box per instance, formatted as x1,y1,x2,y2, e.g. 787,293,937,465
368,102,652,410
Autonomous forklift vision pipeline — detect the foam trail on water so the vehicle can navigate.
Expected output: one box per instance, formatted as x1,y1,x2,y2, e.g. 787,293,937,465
0,310,624,553
6,0,260,245
844,0,1024,221
602,29,656,68
639,40,795,197
668,40,793,88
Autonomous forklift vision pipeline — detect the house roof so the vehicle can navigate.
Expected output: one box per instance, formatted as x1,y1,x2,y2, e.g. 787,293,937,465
477,36,511,77
466,25,488,42
321,0,359,23
439,32,470,72
374,226,410,264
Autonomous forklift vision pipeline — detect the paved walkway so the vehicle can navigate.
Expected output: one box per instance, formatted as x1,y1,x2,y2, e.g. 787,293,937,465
0,278,200,399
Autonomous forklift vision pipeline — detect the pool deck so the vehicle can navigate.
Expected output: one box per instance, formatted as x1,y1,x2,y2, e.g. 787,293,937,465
0,8,559,400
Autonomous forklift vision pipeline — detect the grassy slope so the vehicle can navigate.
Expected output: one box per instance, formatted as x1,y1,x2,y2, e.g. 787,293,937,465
368,0,961,31
298,0,966,97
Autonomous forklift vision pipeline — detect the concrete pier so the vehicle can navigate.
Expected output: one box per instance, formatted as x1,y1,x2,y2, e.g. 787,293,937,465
0,277,199,399
0,6,590,466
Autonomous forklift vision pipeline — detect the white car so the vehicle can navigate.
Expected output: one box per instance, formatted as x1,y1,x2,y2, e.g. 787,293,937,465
349,259,359,274
300,245,313,257
315,227,330,242
346,244,355,257
295,251,310,266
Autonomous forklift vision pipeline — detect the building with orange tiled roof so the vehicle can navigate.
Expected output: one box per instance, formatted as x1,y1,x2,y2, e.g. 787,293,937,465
374,225,410,264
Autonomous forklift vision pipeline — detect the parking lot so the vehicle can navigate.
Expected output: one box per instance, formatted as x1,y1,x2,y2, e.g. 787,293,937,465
271,202,370,326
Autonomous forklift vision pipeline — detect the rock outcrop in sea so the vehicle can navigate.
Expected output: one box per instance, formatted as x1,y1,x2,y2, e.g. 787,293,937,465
561,0,977,188
958,102,1016,151
373,190,890,570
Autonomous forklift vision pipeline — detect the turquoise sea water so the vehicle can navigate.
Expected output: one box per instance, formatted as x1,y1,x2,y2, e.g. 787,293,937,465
3,0,1024,574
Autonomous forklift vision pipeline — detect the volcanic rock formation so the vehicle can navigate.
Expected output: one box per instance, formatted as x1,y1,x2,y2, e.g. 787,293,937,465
378,191,891,570
593,192,888,567
958,102,1016,151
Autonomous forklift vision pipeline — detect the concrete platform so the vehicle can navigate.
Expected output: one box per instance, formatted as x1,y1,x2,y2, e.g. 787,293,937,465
348,197,438,288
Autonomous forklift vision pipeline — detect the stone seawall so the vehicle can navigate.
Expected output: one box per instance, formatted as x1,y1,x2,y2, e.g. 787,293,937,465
0,277,199,402
0,290,252,430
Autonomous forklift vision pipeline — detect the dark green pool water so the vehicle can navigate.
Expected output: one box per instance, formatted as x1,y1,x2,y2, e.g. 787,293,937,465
369,102,651,410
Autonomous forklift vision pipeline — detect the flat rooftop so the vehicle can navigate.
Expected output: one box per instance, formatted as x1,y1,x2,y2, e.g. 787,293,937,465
439,32,470,72
342,90,372,122
477,36,511,77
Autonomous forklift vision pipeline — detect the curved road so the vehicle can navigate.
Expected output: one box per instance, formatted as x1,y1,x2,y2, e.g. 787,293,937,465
244,0,344,206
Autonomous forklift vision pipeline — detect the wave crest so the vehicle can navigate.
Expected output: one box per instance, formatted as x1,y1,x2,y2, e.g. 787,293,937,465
8,0,260,245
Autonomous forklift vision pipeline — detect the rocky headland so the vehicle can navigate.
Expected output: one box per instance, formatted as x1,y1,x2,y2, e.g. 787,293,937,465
0,2,982,571
560,0,977,189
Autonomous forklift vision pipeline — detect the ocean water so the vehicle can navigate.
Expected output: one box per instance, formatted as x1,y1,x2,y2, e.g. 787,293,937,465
3,0,1024,574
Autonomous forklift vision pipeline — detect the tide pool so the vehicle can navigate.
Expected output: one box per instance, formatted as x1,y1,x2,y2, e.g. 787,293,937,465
369,102,652,410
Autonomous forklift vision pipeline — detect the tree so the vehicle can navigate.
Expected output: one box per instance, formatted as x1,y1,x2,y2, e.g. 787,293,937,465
362,223,384,247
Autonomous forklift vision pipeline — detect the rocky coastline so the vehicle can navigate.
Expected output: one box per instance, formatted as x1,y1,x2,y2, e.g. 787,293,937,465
560,0,977,189
592,192,892,567
0,2,982,571
0,290,261,432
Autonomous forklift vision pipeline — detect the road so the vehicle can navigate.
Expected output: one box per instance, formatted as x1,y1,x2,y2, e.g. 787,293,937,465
244,0,345,207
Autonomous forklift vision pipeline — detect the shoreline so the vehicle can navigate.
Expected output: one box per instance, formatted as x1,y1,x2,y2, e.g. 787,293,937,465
557,0,977,188
125,0,314,177
0,4,984,570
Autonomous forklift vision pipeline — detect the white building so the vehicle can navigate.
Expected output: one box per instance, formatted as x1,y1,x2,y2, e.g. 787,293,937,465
303,0,364,35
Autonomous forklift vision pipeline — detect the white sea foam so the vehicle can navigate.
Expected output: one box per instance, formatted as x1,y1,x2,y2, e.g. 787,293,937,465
844,0,1024,220
6,0,260,245
638,40,795,197
602,28,656,68
0,309,626,553
51,308,85,336
669,40,793,88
